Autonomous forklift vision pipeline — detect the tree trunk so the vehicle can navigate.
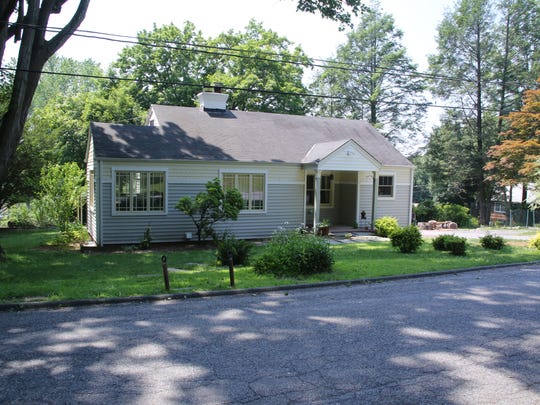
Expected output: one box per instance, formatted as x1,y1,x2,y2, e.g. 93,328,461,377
0,0,90,184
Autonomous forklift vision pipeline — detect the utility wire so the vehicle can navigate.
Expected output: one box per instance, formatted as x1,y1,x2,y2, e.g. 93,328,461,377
5,21,482,85
0,66,501,113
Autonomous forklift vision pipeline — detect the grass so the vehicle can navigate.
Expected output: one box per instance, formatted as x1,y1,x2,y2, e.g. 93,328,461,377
0,229,538,303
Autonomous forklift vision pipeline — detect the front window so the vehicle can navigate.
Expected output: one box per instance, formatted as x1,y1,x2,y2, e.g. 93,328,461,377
115,171,165,213
306,174,333,206
223,173,265,211
378,175,394,197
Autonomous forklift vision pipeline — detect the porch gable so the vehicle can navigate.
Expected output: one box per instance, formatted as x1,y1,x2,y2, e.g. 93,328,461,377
302,139,381,172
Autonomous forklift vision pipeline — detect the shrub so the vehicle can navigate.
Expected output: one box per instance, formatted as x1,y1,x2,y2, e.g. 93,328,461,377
216,232,252,266
50,223,89,246
253,230,334,277
176,178,243,242
390,225,423,253
414,200,440,223
529,233,540,250
139,226,152,250
432,234,467,256
438,204,474,228
374,216,400,237
7,203,36,229
480,234,505,250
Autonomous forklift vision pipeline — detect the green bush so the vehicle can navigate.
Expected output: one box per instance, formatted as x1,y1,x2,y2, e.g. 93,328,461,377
50,223,89,246
216,232,252,266
253,230,334,277
414,200,439,223
432,234,467,256
480,234,505,250
414,201,477,228
374,216,400,237
6,203,36,228
390,225,423,253
529,233,540,250
139,227,152,250
438,204,473,228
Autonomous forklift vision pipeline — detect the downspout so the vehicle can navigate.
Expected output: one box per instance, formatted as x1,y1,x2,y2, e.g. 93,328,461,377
371,171,377,230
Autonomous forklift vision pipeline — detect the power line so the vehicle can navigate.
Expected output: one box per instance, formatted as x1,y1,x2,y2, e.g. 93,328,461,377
0,66,501,113
5,21,477,85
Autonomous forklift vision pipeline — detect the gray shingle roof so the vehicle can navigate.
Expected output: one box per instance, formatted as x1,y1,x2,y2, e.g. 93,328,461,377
90,105,412,167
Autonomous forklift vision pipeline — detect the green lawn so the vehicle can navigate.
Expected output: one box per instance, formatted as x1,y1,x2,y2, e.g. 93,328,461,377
0,229,538,303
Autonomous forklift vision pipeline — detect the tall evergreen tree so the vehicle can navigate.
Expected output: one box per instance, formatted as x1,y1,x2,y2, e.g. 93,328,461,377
428,0,498,224
309,2,428,147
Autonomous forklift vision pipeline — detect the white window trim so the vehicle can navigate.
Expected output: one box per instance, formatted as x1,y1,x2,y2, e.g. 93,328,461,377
220,169,268,214
112,167,168,216
377,173,396,200
306,173,335,208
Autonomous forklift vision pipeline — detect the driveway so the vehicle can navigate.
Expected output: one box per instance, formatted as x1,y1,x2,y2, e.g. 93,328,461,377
1,264,539,404
421,227,536,240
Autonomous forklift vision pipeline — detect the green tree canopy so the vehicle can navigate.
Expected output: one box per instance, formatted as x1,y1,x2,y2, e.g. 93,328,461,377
208,20,310,115
176,178,243,242
112,22,209,108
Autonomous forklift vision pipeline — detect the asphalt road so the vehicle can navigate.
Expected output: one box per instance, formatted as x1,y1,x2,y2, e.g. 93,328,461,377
1,264,539,404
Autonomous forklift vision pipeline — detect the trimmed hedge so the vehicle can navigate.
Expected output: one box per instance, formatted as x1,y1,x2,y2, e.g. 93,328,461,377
374,216,400,237
480,234,505,250
432,234,467,256
390,225,423,253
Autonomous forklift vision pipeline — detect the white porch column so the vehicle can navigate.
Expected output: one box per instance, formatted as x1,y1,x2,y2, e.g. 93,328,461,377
313,169,321,228
371,171,377,230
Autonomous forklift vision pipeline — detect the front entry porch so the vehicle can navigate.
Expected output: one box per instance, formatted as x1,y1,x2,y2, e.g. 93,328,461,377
303,169,378,231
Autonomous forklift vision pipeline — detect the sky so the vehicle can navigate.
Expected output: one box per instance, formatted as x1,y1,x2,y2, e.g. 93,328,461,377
6,0,454,71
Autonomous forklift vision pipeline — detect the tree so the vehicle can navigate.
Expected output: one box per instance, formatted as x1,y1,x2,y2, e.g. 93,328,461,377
486,81,540,185
29,55,103,112
309,2,428,147
493,0,540,131
0,0,90,186
208,20,310,115
428,0,498,224
176,178,243,242
295,0,366,28
38,162,85,232
112,22,209,109
423,110,499,208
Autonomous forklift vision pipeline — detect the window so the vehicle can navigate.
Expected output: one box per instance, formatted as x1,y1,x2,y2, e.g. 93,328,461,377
378,175,394,197
493,202,506,213
306,174,333,206
223,173,265,211
115,171,165,213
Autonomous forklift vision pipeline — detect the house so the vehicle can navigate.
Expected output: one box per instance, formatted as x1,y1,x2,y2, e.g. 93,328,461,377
491,184,538,226
85,90,414,246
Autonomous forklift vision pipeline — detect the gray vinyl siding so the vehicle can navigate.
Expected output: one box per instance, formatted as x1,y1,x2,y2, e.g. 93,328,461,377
92,159,412,244
376,184,412,226
97,161,305,244
375,167,413,226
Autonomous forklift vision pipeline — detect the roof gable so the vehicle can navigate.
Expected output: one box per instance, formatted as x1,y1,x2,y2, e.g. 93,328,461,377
303,139,381,172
